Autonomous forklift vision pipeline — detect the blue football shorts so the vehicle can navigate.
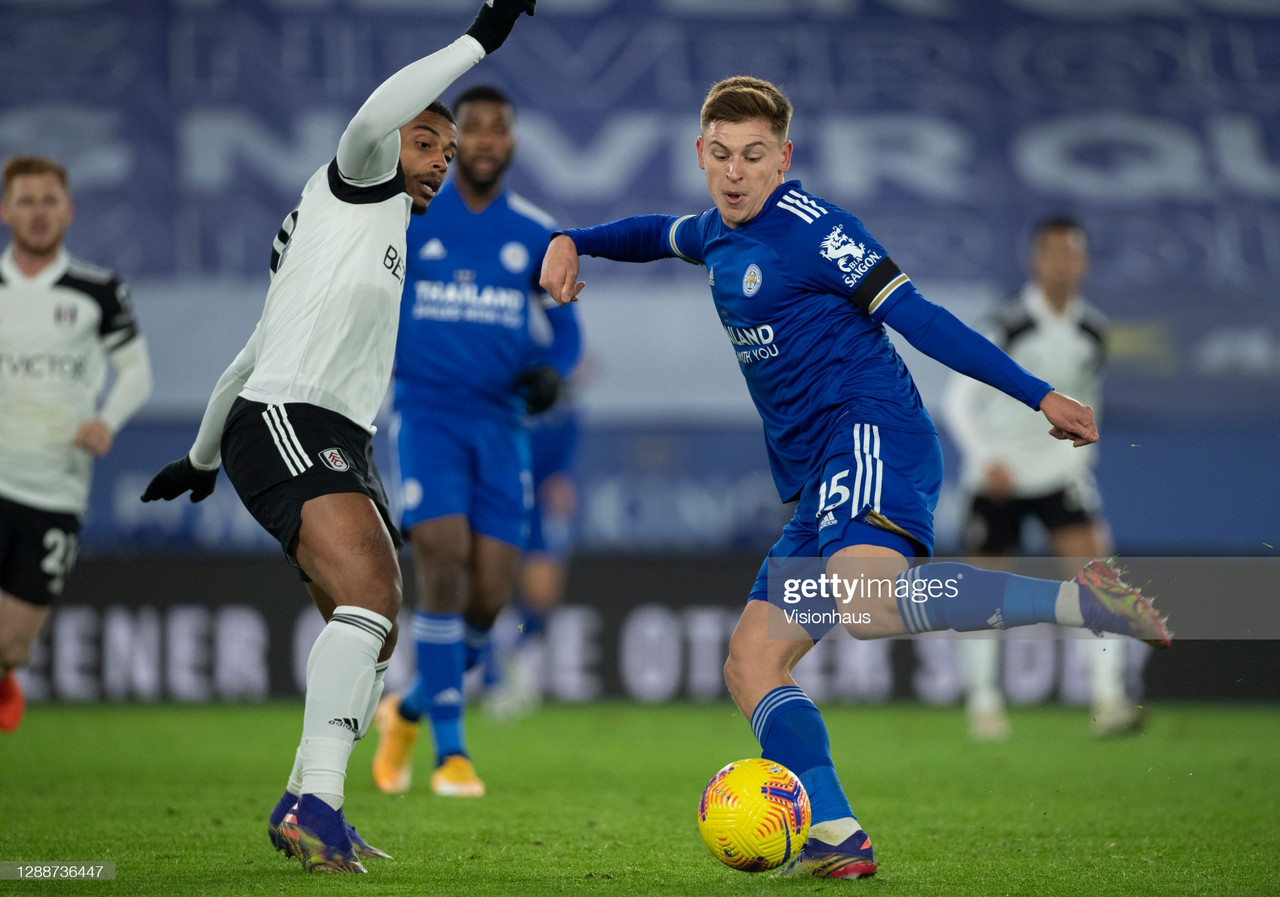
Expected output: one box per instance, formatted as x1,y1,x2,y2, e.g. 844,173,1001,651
394,404,532,548
748,421,943,607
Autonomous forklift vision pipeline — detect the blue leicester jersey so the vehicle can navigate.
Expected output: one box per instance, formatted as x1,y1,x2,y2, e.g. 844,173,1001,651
667,182,933,502
395,182,556,419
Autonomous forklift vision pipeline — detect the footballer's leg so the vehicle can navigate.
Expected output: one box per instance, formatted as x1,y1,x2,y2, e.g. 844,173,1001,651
0,592,48,733
384,515,482,795
373,410,471,794
726,504,881,881
804,429,1170,646
269,579,391,862
955,495,1021,741
423,532,520,796
726,599,879,880
279,492,401,873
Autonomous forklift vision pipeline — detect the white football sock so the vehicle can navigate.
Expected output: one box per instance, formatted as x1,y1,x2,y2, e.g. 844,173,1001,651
286,746,304,798
809,816,860,845
299,606,391,811
357,659,391,741
959,637,1004,715
1054,579,1084,627
1087,635,1126,706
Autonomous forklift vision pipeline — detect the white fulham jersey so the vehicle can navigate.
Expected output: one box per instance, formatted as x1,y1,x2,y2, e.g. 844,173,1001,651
0,246,141,512
943,284,1107,498
239,160,413,432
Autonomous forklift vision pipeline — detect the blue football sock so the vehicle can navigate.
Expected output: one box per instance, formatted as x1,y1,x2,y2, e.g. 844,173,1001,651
751,686,855,826
398,611,466,761
463,621,491,673
896,562,1069,634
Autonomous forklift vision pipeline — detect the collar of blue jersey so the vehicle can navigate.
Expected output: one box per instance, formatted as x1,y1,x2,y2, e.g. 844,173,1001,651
713,180,804,230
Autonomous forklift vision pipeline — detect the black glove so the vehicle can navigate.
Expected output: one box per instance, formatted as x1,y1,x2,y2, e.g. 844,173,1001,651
141,455,219,503
514,364,561,415
465,0,536,55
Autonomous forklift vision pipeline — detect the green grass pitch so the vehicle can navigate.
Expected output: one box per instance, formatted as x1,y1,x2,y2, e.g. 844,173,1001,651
2,701,1278,896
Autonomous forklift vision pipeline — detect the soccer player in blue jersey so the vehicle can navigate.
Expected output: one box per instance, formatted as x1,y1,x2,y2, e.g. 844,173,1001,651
486,374,583,719
541,76,1170,880
372,85,581,798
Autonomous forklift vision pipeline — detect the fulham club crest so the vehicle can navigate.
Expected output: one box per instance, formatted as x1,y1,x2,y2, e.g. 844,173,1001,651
319,447,350,472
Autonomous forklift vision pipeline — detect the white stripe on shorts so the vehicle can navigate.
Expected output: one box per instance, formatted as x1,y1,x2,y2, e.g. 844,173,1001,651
851,424,883,514
262,404,313,477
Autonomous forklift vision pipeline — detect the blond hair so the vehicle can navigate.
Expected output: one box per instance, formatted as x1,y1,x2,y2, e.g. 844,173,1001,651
2,156,70,198
700,76,792,142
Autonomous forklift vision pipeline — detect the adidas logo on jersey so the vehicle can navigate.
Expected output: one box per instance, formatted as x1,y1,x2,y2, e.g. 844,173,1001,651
329,716,360,733
419,238,446,260
818,511,838,530
776,189,828,223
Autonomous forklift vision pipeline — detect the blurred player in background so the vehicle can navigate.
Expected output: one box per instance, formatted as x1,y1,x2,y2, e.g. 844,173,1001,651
372,85,581,798
485,365,583,720
140,3,535,874
542,76,1169,879
0,155,153,734
944,215,1148,740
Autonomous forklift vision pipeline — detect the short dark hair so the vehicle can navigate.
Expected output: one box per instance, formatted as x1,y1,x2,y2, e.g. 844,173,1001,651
424,99,456,126
453,84,514,117
3,155,69,198
1032,215,1085,245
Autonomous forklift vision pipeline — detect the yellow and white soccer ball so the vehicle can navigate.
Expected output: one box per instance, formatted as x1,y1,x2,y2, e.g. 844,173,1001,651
697,758,811,872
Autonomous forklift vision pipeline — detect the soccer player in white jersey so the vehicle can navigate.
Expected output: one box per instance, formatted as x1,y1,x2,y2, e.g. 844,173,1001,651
0,156,153,734
944,216,1148,739
141,0,536,874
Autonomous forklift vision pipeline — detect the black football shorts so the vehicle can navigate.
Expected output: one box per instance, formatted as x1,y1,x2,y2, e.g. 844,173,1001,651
221,398,402,579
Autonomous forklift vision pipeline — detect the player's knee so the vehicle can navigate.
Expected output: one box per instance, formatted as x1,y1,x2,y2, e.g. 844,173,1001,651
410,522,469,572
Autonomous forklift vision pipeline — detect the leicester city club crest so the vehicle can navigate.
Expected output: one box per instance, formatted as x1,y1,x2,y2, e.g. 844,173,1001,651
742,264,763,297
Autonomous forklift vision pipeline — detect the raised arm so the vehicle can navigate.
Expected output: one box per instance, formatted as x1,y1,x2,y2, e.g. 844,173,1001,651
335,0,535,183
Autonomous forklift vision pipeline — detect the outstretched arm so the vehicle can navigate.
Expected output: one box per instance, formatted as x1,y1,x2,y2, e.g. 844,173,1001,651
882,291,1098,445
335,0,535,183
540,214,697,304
